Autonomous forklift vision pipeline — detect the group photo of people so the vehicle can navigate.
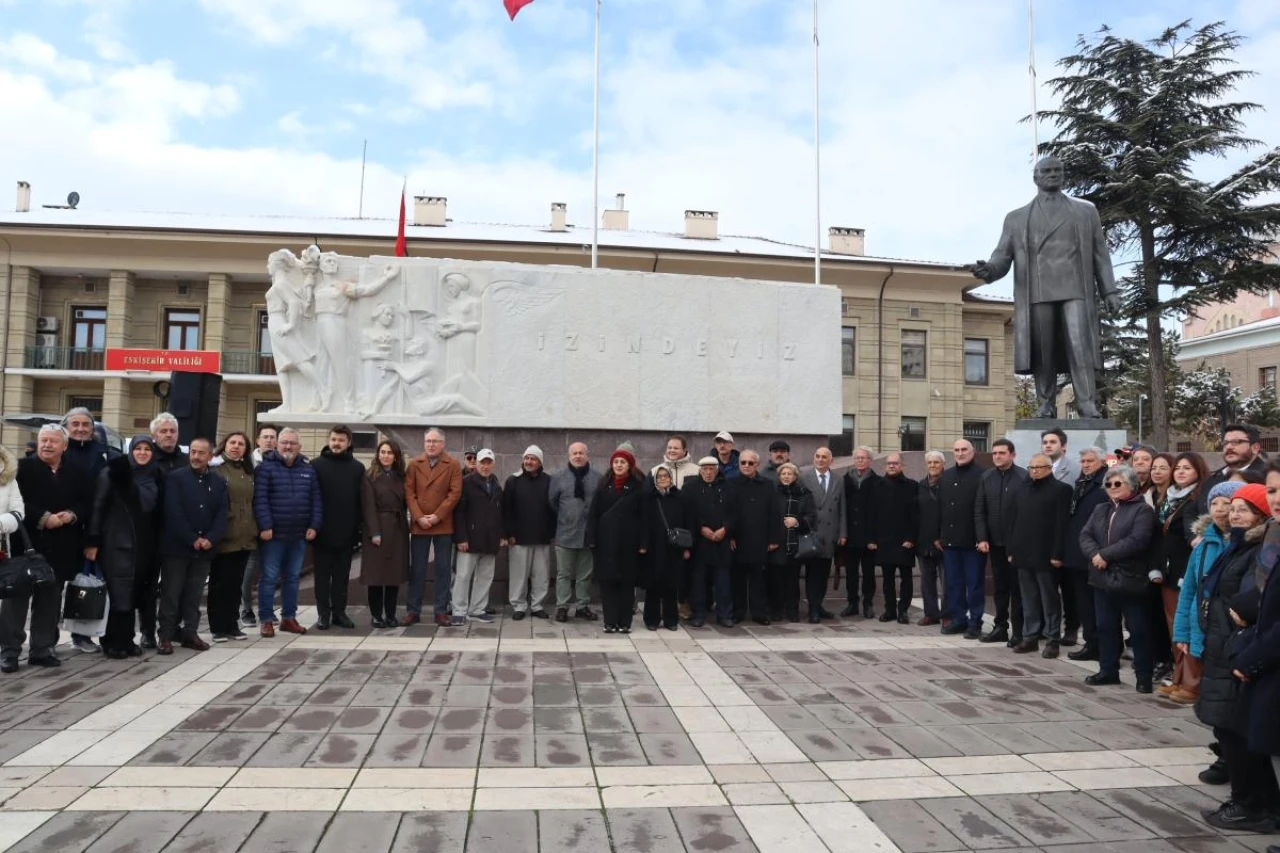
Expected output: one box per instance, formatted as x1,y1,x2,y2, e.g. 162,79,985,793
1,412,1279,832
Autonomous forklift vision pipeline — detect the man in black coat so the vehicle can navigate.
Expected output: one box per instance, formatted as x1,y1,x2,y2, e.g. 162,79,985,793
974,438,1029,646
1198,423,1269,515
158,438,227,654
310,426,365,630
875,453,919,624
2,425,89,669
841,446,880,618
1006,454,1072,657
149,413,189,474
683,458,733,627
1063,447,1108,661
728,450,783,625
62,407,111,483
939,439,987,639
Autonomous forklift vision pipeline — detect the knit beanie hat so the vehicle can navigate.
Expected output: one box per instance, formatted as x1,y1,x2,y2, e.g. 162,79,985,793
1233,483,1271,520
1207,481,1244,505
522,445,544,464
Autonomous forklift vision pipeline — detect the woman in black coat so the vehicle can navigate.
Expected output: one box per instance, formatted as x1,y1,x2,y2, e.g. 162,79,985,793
1194,485,1277,832
85,437,162,658
586,450,646,633
1153,452,1207,698
770,463,815,623
641,467,690,631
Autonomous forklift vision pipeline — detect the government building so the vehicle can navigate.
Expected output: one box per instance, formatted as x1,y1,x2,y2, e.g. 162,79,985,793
0,184,1014,455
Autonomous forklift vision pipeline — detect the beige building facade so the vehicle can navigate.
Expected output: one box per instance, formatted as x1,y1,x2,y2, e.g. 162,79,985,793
0,195,1014,455
1177,308,1280,454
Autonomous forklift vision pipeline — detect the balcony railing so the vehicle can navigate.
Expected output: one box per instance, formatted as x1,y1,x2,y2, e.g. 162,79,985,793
221,351,276,375
23,346,105,371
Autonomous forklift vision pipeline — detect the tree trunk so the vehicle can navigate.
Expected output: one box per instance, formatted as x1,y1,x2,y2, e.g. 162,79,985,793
1140,224,1168,450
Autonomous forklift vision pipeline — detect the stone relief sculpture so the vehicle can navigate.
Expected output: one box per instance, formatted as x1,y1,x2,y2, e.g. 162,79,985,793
264,249,321,413
313,254,399,411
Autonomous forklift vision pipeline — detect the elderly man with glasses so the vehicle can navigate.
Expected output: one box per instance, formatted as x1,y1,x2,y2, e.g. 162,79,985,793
1005,454,1073,658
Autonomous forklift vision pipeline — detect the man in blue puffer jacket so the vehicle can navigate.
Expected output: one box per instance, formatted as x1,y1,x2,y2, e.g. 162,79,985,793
253,428,322,637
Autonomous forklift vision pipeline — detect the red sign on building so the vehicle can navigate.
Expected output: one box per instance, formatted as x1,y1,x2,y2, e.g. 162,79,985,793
105,349,221,373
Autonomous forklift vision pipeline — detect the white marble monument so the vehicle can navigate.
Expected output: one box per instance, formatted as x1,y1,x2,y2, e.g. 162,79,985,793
263,249,843,435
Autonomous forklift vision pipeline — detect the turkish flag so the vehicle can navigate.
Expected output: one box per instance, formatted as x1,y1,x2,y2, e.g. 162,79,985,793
504,0,534,20
395,187,407,257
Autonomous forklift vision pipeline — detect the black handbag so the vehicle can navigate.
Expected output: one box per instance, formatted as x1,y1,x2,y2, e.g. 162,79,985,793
656,499,694,549
63,564,108,621
1102,562,1149,596
795,532,824,561
0,521,58,599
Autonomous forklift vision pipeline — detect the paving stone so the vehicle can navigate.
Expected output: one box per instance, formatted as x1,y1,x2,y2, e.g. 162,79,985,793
465,810,538,853
637,732,703,765
1034,791,1156,842
130,732,219,766
304,733,376,767
976,794,1097,846
918,796,1030,849
240,812,329,853
189,732,272,766
158,812,262,853
787,730,863,762
365,733,429,767
587,732,647,765
480,735,535,767
1096,789,1218,838
534,708,584,734
314,812,401,853
535,734,591,767
538,810,613,852
671,806,761,852
855,799,965,853
605,808,687,853
228,707,291,732
82,811,193,853
0,729,51,763
6,812,123,853
878,725,963,758
422,734,481,767
247,733,327,767
383,707,438,735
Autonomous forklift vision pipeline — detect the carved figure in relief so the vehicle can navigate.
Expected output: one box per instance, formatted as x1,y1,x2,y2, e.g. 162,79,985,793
265,249,322,413
313,253,399,411
357,303,403,416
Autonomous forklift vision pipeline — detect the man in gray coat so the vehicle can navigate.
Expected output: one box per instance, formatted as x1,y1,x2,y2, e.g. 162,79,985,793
1041,428,1080,485
799,447,846,623
547,442,602,622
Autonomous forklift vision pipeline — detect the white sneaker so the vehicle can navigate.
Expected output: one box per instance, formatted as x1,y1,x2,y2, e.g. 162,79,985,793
211,634,230,644
72,637,101,654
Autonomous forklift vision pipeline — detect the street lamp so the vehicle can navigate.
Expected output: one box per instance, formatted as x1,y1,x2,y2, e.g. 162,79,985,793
1138,394,1147,445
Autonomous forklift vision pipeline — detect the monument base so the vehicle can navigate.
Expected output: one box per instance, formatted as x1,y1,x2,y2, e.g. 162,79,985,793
1007,419,1127,460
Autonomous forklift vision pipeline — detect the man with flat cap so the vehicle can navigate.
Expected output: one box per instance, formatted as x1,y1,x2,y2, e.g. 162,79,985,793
971,156,1122,419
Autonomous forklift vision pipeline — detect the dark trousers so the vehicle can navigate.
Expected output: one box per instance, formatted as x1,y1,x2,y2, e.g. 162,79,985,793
803,558,831,616
1147,584,1173,666
367,586,399,621
989,545,1023,637
601,580,634,629
159,555,212,642
732,562,767,622
1216,726,1280,812
644,575,679,629
102,608,137,653
767,558,801,619
207,550,251,636
0,582,61,661
845,546,877,606
1070,567,1098,646
1096,589,1152,680
313,547,354,620
880,564,913,617
943,547,985,627
1059,567,1079,637
918,553,943,619
690,548,731,622
1018,566,1062,641
137,554,161,639
408,534,453,617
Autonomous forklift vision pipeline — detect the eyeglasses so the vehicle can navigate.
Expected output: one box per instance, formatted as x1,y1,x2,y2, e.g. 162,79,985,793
1223,438,1251,446
1028,465,1051,470
1105,482,1125,489
740,461,757,467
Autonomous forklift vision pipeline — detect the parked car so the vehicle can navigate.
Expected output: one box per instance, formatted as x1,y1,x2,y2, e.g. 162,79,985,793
2,412,126,451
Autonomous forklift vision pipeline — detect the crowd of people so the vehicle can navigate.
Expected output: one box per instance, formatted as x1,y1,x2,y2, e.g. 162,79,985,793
1,413,1278,836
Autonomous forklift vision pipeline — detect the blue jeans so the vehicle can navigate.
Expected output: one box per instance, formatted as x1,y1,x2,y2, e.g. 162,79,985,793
409,535,453,617
943,547,985,628
1096,590,1152,680
259,538,305,622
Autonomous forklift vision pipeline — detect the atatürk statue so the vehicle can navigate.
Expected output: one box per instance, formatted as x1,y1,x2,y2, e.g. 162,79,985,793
971,156,1121,419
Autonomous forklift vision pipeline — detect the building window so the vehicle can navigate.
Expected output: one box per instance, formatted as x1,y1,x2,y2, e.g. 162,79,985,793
901,330,926,379
70,306,107,370
352,431,379,452
840,298,850,316
1176,441,1193,453
256,310,276,374
841,327,856,376
900,416,926,452
164,309,201,351
1261,366,1278,393
1262,437,1280,454
252,399,281,433
964,338,989,385
830,415,854,457
67,396,103,420
962,421,991,453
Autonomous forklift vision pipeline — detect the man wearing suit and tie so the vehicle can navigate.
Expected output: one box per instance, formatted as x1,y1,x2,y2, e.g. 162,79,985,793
971,156,1122,419
799,447,846,623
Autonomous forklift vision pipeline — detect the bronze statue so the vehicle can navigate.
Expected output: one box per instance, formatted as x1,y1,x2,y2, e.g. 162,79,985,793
971,156,1122,419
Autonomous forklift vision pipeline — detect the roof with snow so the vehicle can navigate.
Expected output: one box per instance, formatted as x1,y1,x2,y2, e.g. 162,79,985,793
0,206,970,272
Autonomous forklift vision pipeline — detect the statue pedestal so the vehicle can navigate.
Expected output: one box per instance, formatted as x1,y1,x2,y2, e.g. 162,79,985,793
1007,419,1128,459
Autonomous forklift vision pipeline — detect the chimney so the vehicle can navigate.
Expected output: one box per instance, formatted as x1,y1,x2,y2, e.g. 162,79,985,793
828,226,865,256
550,202,568,232
413,196,447,227
683,210,719,240
602,193,629,230
15,181,30,213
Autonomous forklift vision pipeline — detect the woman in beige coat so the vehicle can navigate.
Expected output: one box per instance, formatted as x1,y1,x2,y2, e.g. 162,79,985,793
361,441,409,627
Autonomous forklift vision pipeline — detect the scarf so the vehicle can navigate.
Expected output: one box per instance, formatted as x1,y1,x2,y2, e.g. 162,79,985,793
1071,466,1103,515
1160,483,1194,525
570,462,591,500
130,435,161,513
610,450,636,493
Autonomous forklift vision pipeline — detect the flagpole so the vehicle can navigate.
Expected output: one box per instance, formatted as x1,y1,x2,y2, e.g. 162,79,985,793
591,0,601,270
1028,0,1039,162
813,0,821,286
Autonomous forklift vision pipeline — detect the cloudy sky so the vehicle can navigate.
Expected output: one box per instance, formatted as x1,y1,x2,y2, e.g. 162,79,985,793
1,0,1278,269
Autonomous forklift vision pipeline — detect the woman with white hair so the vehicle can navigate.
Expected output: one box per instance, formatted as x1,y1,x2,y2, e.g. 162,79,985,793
916,450,947,626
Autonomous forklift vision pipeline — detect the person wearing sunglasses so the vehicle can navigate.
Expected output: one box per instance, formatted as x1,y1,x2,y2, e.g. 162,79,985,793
1079,464,1158,692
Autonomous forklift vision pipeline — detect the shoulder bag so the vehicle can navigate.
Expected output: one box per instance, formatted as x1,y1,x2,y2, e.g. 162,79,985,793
0,520,58,599
656,498,694,550
794,531,824,561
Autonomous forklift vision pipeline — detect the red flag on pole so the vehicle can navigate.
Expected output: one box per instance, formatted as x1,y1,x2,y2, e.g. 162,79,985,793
504,0,534,20
394,184,407,257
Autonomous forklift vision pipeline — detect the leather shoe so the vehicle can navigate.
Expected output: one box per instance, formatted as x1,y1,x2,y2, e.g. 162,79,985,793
878,612,895,623
1006,636,1022,649
512,610,527,621
370,617,387,629
862,604,875,619
313,617,331,631
140,634,157,650
917,616,940,627
279,619,307,634
1060,629,1078,646
181,636,211,651
157,640,174,655
575,607,598,621
808,613,821,624
1,659,18,673
839,604,858,617
530,609,550,619
1199,758,1228,785
28,655,60,667
435,614,452,628
818,608,835,619
555,608,568,623
400,613,421,627
1135,678,1153,694
753,617,772,626
690,617,706,628
260,622,275,638
1169,688,1198,704
896,612,910,625
716,618,735,629
963,627,982,640
980,627,1009,644
940,623,968,635
1012,640,1039,654
1084,672,1121,686
1042,641,1060,659
334,614,356,629
1068,644,1099,661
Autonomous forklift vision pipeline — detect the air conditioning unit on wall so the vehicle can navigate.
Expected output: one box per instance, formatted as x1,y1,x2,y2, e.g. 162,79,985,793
35,332,57,348
36,316,59,332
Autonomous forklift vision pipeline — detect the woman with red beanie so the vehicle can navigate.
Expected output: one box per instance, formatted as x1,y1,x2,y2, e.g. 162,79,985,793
586,449,646,633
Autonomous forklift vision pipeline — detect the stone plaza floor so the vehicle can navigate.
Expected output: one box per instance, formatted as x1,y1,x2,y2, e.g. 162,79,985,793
0,595,1277,853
